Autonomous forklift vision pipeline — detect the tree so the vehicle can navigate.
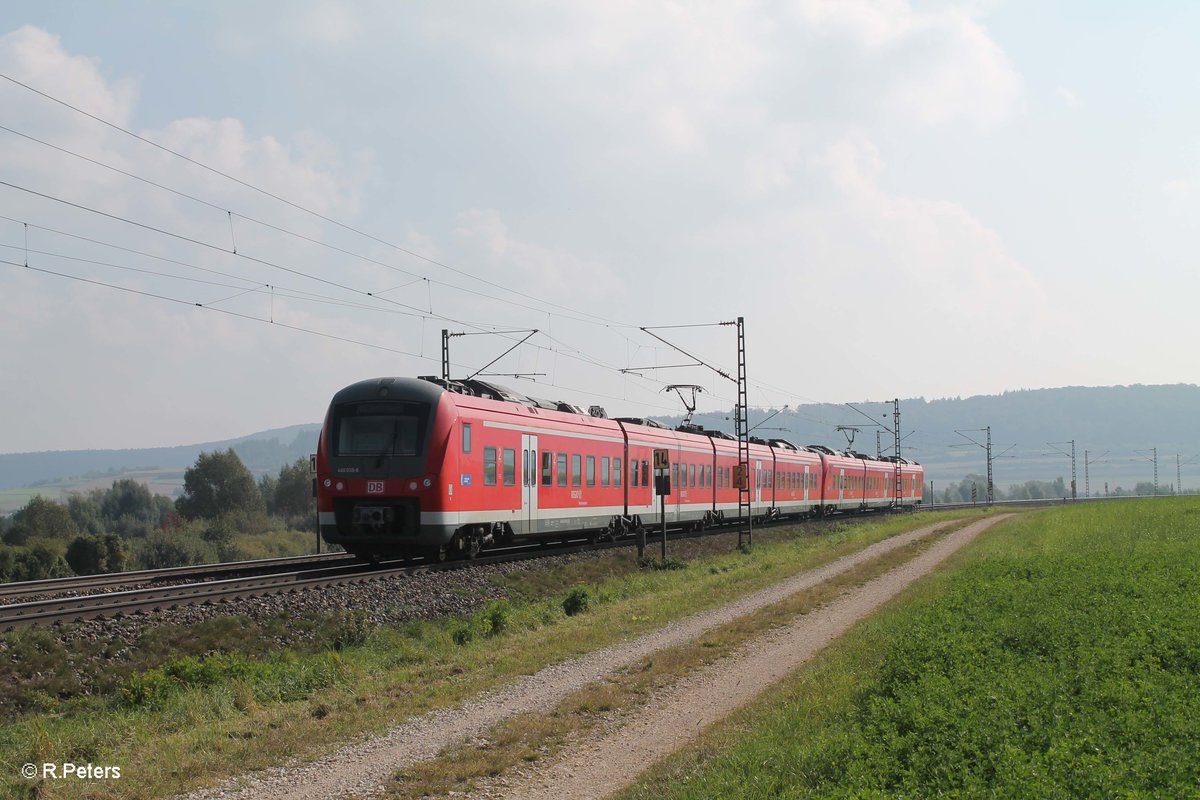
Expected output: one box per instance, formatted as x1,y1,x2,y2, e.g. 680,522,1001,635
100,479,158,527
67,494,106,536
274,457,315,519
176,449,264,520
5,496,78,543
258,473,279,515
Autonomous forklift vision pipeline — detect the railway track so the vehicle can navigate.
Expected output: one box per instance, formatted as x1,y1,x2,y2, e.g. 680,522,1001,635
0,551,355,605
0,532,625,630
0,513,837,630
3,495,1156,630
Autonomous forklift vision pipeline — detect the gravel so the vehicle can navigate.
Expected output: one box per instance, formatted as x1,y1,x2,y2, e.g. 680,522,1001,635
1,548,616,664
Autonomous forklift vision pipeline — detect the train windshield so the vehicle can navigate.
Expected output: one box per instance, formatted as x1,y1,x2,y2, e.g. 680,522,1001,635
333,401,430,457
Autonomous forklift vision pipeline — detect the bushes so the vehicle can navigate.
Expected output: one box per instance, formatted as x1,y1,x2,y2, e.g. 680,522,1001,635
563,586,590,617
119,651,349,710
65,534,126,575
137,530,217,570
0,540,71,582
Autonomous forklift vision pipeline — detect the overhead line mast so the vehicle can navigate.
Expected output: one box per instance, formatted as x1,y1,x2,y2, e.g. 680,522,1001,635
736,317,751,550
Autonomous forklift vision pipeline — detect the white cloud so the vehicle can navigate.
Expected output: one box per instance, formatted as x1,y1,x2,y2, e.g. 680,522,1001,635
1163,178,1191,199
453,209,622,303
0,25,137,126
1057,85,1081,109
0,25,387,450
792,0,1023,127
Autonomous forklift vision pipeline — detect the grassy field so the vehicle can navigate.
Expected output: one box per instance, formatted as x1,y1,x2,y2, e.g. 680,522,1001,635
0,469,186,514
0,511,979,800
618,497,1200,799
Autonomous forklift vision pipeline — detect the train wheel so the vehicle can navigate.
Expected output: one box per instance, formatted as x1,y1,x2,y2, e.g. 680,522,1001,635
424,545,448,563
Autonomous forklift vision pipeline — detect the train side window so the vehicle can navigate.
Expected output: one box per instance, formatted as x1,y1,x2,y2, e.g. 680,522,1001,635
541,451,553,486
642,460,650,487
601,456,610,487
631,458,639,487
462,423,471,453
572,454,582,487
672,463,679,489
503,448,516,486
614,457,623,487
484,447,497,486
690,463,696,488
586,455,596,487
557,453,567,487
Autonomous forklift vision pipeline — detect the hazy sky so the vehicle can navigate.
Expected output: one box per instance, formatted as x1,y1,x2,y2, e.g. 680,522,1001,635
1,1,1197,454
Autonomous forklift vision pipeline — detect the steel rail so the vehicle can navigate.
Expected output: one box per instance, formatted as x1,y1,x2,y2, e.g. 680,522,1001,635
0,551,355,604
0,536,610,630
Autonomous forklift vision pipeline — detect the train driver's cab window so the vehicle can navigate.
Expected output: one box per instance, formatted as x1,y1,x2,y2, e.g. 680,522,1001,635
334,401,428,457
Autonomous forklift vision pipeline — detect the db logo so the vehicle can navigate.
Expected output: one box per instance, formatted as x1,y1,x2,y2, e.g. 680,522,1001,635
366,481,385,494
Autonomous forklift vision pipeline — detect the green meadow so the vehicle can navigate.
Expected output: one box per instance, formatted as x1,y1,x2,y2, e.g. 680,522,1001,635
621,497,1200,799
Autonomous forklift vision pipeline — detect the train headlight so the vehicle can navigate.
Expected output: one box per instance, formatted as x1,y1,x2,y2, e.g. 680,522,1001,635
423,478,433,488
336,482,344,491
323,479,332,488
409,481,418,490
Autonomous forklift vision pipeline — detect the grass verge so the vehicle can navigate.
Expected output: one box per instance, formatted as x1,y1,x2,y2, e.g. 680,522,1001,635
386,521,963,798
0,510,986,799
614,497,1200,799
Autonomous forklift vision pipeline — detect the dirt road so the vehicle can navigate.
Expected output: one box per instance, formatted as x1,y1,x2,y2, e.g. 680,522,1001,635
485,515,1008,800
191,516,1003,800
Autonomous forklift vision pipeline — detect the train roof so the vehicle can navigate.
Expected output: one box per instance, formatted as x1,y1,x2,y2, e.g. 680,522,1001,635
330,378,918,464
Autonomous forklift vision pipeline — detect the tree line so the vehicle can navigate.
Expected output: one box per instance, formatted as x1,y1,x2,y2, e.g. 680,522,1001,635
932,474,1186,503
0,450,316,583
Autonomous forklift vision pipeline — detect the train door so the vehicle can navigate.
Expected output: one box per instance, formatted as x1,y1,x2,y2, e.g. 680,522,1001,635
521,434,538,534
755,460,763,508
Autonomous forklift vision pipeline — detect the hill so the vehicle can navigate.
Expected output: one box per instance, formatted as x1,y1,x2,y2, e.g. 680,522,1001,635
1,384,1196,513
0,424,321,511
662,383,1200,494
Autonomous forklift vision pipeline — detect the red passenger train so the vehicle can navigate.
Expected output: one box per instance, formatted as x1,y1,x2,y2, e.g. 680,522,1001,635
315,377,923,561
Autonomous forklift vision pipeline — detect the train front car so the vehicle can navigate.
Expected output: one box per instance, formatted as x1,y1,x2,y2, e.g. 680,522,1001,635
316,377,456,561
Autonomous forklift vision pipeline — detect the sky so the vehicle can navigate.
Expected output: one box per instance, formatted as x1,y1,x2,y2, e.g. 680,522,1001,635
1,1,1198,454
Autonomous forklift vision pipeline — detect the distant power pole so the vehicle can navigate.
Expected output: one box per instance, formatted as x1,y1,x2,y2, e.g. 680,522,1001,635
1084,449,1108,499
1178,454,1182,496
1051,441,1080,496
1071,440,1077,500
954,426,1000,504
